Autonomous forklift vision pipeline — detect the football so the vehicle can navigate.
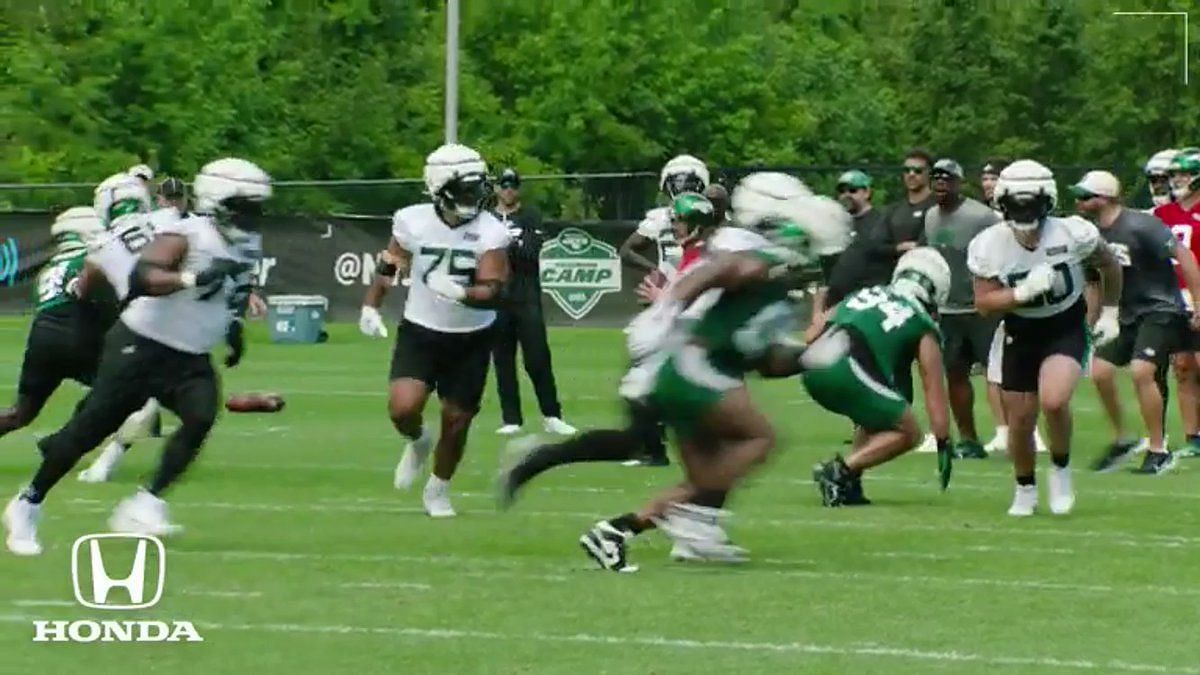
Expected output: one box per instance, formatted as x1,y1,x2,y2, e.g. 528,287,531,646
225,392,286,413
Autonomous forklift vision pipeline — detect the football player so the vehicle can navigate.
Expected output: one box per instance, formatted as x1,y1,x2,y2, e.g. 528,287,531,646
0,207,105,438
359,144,510,518
1154,149,1200,456
808,248,953,506
1144,149,1178,209
509,173,850,571
968,160,1122,517
1074,170,1200,474
619,154,709,279
2,158,264,554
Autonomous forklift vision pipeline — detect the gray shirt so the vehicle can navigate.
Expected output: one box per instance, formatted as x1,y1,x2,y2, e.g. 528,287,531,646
923,197,1001,313
1100,208,1185,322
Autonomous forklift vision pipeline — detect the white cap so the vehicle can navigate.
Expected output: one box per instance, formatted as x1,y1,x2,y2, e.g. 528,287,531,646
128,164,154,181
1071,170,1120,199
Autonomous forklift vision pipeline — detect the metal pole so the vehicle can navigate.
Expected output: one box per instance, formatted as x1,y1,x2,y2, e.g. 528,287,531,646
444,0,460,144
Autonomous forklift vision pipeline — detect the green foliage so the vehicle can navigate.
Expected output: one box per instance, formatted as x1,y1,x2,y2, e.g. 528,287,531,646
2,0,1196,216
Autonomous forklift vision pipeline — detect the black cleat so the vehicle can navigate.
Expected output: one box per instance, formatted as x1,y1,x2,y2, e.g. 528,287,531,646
813,456,855,507
1132,450,1177,475
953,439,988,459
1092,439,1140,473
579,521,638,573
843,473,872,506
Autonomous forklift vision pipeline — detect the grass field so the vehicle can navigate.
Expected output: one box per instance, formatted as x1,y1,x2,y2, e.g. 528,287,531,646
0,316,1198,674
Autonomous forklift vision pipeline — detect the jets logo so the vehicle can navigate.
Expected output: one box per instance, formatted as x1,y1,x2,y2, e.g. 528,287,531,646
539,228,622,320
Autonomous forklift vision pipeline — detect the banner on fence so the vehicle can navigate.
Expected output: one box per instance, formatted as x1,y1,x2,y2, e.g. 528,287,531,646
0,213,691,327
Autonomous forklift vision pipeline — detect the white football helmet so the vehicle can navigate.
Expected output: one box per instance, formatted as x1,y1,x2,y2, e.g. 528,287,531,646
994,159,1057,232
891,247,951,309
127,164,154,183
660,154,709,198
731,172,849,261
93,173,152,227
1145,149,1178,207
423,143,489,223
51,206,103,249
193,157,273,216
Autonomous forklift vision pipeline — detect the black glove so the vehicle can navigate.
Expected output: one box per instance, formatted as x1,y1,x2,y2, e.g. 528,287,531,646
225,318,245,368
936,437,953,491
195,258,252,299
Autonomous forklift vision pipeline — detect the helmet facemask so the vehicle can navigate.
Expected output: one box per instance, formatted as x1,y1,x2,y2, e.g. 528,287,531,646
999,191,1052,234
890,269,936,311
436,172,489,224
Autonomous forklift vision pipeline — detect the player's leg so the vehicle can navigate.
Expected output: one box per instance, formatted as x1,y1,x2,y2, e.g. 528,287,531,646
943,316,984,458
110,357,218,535
422,326,494,517
1001,329,1041,517
983,323,1008,453
1171,341,1200,457
490,309,523,434
516,305,574,435
388,321,436,490
1037,353,1084,515
5,327,151,554
0,318,71,437
1128,315,1181,474
79,398,162,483
1090,324,1139,471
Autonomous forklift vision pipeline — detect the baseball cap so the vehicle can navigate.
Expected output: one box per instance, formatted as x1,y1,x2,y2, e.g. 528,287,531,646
981,159,1009,176
930,159,964,179
1070,170,1120,199
836,170,872,190
497,168,521,188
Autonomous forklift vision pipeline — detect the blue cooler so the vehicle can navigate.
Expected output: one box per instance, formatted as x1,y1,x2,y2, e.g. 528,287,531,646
266,295,329,344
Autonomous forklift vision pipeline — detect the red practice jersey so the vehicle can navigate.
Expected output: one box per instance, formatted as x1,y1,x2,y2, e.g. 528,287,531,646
1154,200,1200,291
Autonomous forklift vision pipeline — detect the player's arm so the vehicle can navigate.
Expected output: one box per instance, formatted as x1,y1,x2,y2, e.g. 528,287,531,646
363,237,410,308
1171,241,1200,311
666,251,774,307
1084,242,1121,317
619,231,657,273
972,276,1021,315
73,261,111,300
129,233,191,296
460,247,509,307
916,332,950,442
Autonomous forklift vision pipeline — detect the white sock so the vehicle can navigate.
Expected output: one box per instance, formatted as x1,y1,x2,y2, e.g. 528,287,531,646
994,425,1008,438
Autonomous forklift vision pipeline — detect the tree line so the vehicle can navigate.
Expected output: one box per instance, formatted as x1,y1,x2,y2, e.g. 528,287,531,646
2,0,1196,217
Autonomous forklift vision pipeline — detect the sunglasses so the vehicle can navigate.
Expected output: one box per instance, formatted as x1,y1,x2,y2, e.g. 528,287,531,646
902,166,928,175
497,181,519,190
1073,191,1098,200
836,185,865,194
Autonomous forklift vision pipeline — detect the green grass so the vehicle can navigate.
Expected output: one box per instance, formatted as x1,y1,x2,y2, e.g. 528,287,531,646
0,316,1197,674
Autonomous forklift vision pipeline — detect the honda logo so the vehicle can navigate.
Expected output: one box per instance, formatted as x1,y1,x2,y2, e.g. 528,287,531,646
71,534,165,610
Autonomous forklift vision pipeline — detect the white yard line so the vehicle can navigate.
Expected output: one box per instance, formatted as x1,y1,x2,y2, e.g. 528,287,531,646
11,600,75,608
338,582,432,591
0,612,1189,672
179,590,264,599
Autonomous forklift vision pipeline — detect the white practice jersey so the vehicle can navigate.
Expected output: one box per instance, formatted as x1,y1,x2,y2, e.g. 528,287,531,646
87,213,155,300
122,215,260,354
148,206,184,232
967,216,1101,319
392,203,510,333
636,207,684,277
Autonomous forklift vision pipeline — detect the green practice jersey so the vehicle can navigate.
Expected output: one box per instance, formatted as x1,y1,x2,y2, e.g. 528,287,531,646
34,250,86,314
684,250,797,377
829,285,939,384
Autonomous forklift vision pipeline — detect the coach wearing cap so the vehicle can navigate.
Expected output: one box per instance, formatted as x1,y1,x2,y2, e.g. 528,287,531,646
817,170,894,312
924,158,1002,459
489,168,575,437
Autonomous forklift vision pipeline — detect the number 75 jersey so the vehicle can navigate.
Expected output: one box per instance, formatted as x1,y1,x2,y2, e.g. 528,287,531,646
87,212,156,301
967,216,1101,319
392,204,510,333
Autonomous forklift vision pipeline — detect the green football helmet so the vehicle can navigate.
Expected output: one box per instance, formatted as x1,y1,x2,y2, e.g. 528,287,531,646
670,191,717,236
1169,148,1200,200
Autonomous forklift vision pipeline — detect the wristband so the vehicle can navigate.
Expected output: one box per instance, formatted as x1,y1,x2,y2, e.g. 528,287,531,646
180,271,197,288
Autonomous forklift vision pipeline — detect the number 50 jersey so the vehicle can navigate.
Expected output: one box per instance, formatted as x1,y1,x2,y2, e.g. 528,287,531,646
967,216,1101,320
392,204,510,333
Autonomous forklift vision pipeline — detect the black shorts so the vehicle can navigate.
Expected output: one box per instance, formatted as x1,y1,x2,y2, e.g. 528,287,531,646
389,319,494,411
17,311,104,409
37,321,219,460
1002,301,1089,393
1095,312,1186,367
939,312,1000,372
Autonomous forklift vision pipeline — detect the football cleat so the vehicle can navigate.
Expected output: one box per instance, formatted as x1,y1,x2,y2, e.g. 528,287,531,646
109,490,182,537
3,495,42,556
422,478,456,518
394,428,434,490
1007,484,1037,517
579,521,638,573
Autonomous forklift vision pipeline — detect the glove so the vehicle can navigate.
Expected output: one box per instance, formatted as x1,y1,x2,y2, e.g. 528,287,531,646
426,272,467,302
359,305,389,339
1013,264,1055,304
936,437,953,491
1092,305,1120,346
626,301,681,361
188,258,252,289
224,319,245,368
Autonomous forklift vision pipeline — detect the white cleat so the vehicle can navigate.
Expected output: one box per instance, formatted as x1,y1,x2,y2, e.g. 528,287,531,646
394,429,434,490
1035,431,1049,453
3,495,42,556
542,417,577,435
109,490,182,537
984,430,1008,455
1048,466,1075,515
914,433,937,454
78,441,127,483
496,424,522,436
1007,484,1038,517
422,478,457,518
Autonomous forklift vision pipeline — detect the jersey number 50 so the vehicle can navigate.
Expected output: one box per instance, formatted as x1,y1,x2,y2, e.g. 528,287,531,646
1006,261,1073,307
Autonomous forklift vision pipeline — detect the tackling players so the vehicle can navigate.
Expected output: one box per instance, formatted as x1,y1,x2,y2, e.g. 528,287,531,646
968,160,1122,517
359,144,510,518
